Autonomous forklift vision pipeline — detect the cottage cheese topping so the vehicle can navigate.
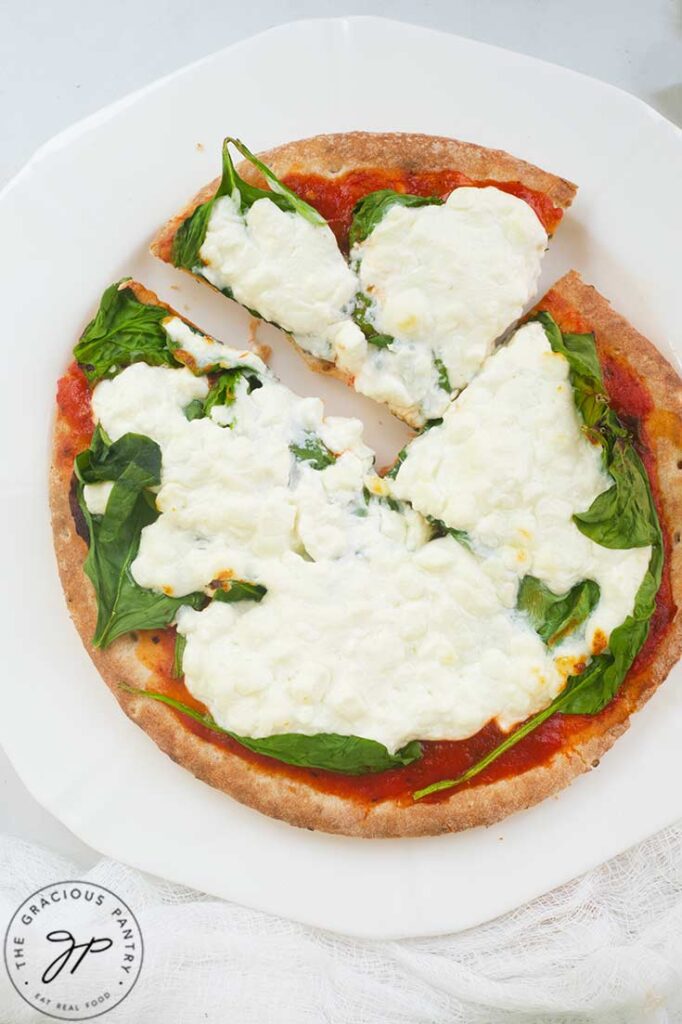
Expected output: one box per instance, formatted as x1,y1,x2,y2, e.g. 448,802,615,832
392,321,651,650
348,187,548,423
86,330,575,752
177,539,564,753
199,193,357,360
82,480,113,516
163,316,268,374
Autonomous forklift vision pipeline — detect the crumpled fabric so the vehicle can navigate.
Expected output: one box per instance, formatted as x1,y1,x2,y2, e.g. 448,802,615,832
1,828,681,1023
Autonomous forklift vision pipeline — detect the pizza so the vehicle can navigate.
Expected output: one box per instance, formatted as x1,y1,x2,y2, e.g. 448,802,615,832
51,132,682,838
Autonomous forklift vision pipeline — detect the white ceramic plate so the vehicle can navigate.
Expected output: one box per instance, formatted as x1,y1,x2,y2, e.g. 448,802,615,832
1,16,681,939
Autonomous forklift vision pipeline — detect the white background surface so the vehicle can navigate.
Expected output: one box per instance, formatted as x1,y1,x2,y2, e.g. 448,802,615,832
1,0,681,875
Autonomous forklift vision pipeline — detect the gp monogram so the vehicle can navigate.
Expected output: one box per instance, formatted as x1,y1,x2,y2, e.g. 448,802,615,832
3,881,143,1020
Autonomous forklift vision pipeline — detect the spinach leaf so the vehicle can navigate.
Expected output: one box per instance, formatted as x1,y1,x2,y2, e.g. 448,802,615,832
75,426,160,488
76,425,150,483
183,369,261,423
573,441,660,549
172,137,324,271
213,581,267,603
534,311,658,549
237,732,422,774
517,576,600,649
434,357,451,393
352,291,394,349
74,281,176,383
366,334,394,349
183,399,206,422
172,633,186,679
122,687,422,774
75,431,204,648
204,369,258,414
348,190,443,248
222,138,324,224
413,314,664,800
427,516,472,550
171,202,218,274
386,445,409,480
290,434,337,470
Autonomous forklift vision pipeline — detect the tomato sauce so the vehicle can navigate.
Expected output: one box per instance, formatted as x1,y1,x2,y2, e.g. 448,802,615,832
282,168,563,247
56,362,94,459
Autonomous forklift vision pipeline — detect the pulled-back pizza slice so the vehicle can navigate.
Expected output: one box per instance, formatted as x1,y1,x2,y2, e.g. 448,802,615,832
152,132,576,427
51,272,681,837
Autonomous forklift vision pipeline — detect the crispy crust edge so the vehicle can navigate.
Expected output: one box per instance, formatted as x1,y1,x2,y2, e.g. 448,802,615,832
50,275,681,838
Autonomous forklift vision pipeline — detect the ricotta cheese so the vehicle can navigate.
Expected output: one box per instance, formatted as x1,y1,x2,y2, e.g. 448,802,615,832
163,316,267,374
348,187,548,423
199,193,358,360
83,480,114,516
392,321,651,652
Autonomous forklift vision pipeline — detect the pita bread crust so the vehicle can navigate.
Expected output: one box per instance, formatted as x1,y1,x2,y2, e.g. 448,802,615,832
150,131,576,429
50,275,681,837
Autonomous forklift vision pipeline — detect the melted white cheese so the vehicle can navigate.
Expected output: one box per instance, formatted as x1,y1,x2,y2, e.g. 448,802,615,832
199,193,357,359
163,316,267,374
347,187,548,423
87,334,573,752
86,319,651,752
392,321,651,650
82,480,113,516
177,539,563,752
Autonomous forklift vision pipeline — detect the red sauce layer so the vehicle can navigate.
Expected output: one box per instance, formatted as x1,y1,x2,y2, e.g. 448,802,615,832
282,168,563,246
56,361,94,460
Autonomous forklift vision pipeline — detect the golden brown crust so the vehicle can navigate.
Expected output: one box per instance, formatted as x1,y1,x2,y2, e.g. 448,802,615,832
239,132,577,209
51,276,681,837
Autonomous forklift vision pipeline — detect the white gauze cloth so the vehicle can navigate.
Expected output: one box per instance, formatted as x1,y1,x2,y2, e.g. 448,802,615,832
1,829,682,1023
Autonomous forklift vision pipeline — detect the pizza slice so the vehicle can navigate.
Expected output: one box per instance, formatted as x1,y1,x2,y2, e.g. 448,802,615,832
51,272,681,837
152,132,576,427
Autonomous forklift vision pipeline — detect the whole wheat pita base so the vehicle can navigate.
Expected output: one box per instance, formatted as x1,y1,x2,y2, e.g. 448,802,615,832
50,273,682,837
151,131,578,429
